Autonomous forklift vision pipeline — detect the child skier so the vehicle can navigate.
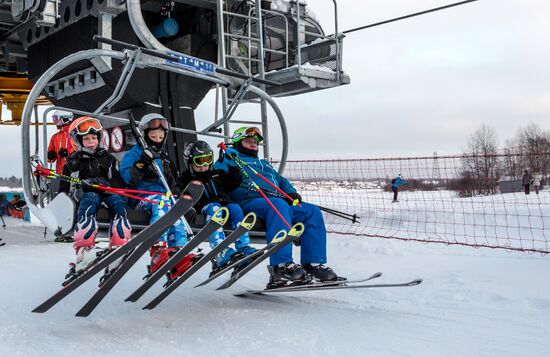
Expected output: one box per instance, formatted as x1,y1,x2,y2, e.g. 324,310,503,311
177,140,257,272
215,126,338,288
119,114,194,280
60,116,132,272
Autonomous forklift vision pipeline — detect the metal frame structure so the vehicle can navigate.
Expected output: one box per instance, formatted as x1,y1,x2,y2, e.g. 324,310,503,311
20,45,289,231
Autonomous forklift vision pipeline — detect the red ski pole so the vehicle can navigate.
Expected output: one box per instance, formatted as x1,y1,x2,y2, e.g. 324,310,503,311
218,143,292,228
218,142,301,206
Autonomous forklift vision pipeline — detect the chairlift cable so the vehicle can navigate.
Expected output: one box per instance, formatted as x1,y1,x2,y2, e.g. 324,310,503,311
341,0,480,35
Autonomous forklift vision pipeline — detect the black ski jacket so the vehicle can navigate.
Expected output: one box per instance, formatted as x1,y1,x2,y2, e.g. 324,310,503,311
60,149,125,194
177,165,241,212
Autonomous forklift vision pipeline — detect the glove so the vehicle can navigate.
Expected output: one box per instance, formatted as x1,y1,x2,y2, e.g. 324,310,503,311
225,165,242,184
140,149,159,165
81,177,110,187
184,208,197,223
286,192,302,205
58,148,68,158
47,150,56,161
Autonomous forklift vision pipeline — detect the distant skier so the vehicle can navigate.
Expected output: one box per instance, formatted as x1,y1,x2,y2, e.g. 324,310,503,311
177,140,257,273
120,114,192,280
47,110,75,174
60,116,131,272
391,174,407,202
532,172,542,195
215,126,338,288
522,170,532,195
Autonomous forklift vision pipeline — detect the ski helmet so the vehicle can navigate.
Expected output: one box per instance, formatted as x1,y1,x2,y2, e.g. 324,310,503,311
139,113,170,150
231,126,264,145
68,116,104,152
183,141,214,168
52,110,74,127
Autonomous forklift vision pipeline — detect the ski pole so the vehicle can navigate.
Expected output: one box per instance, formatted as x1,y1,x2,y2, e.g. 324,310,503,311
218,144,291,229
33,164,161,204
318,206,360,223
128,114,193,234
317,205,359,222
218,142,301,207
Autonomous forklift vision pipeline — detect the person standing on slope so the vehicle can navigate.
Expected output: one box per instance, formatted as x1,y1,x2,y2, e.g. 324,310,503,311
215,126,338,288
390,174,407,203
522,170,532,195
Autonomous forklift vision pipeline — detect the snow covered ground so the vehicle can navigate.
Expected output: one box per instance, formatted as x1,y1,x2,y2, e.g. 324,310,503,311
1,215,549,356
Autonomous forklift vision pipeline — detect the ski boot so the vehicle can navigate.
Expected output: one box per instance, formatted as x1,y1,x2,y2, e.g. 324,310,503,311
164,251,204,287
145,243,179,279
63,246,101,286
266,262,309,289
54,234,75,243
209,247,240,277
236,244,257,257
229,245,259,277
303,263,339,282
108,214,132,249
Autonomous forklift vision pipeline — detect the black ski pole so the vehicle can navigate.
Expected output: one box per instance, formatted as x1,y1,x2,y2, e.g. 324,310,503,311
317,206,360,224
127,113,192,233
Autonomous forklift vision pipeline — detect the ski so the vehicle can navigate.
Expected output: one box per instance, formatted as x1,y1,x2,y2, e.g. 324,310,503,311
0,238,5,247
124,206,232,302
139,212,256,309
193,238,271,288
74,186,209,317
215,222,305,291
32,182,203,314
241,278,423,294
238,272,383,295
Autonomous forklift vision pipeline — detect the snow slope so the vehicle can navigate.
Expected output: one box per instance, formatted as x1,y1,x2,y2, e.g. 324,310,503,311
1,216,549,357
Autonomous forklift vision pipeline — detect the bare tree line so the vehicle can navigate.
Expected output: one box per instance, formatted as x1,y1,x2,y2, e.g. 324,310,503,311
461,123,550,196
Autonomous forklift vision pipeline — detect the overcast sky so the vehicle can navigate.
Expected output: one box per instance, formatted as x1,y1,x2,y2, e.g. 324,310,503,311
2,0,550,177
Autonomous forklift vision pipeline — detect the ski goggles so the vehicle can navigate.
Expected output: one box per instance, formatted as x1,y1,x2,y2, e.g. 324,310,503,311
52,114,72,126
146,118,170,130
74,117,103,135
233,127,264,143
192,153,214,167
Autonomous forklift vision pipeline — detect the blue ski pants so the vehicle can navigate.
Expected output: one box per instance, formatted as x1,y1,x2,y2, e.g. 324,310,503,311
135,194,187,247
77,192,127,223
202,202,251,249
240,198,327,266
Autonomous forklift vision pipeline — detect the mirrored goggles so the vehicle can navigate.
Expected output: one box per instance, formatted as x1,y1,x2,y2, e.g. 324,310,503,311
75,118,103,136
235,127,263,142
147,118,170,130
52,115,71,125
192,153,214,167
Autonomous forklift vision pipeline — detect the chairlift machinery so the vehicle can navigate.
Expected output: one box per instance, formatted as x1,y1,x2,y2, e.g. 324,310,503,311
6,0,350,234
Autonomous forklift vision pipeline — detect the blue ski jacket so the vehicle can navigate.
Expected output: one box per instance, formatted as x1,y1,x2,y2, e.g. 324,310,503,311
120,144,178,194
391,176,407,189
214,147,297,205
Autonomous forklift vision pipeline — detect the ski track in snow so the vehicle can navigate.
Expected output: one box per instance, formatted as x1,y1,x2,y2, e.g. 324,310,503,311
1,216,549,356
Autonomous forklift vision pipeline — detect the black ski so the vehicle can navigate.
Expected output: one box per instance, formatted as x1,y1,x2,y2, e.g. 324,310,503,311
139,212,256,309
215,222,305,290
193,238,271,288
32,182,203,314
238,272,383,295
242,278,423,294
74,186,207,317
0,238,5,247
124,206,232,302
